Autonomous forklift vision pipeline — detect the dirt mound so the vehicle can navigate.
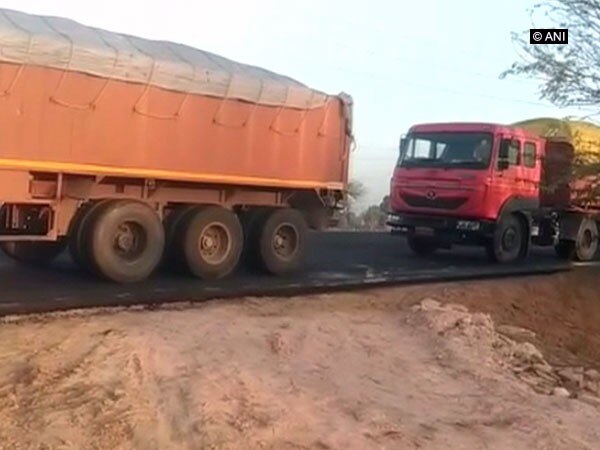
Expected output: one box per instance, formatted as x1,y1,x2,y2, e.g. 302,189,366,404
412,298,600,405
432,268,600,370
0,270,599,449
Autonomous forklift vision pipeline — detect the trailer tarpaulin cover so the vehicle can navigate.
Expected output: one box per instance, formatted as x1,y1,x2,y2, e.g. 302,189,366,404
0,8,329,109
512,117,600,162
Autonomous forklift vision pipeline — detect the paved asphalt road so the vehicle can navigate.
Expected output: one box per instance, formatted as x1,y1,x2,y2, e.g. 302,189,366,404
0,231,570,315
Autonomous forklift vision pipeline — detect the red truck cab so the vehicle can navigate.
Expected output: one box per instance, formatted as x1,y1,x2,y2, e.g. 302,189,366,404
388,122,552,262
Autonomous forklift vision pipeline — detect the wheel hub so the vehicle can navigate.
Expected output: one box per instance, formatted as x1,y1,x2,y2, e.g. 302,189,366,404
272,224,298,260
198,223,231,264
274,235,285,248
201,235,216,252
502,227,518,250
582,229,594,249
117,231,134,252
113,222,146,260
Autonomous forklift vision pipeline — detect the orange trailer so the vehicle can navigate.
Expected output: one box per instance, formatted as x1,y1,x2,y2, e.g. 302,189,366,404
0,9,353,282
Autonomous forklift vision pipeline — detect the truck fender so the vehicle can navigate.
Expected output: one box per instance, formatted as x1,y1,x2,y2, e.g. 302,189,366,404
497,196,540,218
497,197,538,231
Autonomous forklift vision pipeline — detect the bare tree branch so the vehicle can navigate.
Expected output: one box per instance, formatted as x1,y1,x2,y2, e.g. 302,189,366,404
502,0,600,112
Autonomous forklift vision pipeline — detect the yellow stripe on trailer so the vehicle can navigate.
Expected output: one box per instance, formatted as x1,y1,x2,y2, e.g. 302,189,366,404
0,158,345,192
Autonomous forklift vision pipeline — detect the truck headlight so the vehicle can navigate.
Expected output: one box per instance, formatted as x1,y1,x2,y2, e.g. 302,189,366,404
387,214,404,226
457,220,480,231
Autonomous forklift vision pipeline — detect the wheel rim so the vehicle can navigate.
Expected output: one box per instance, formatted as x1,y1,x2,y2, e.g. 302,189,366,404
581,229,594,250
271,223,299,261
113,221,147,261
501,226,520,252
198,222,231,265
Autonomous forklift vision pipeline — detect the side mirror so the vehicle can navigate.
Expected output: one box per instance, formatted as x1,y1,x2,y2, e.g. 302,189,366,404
397,137,409,167
399,137,408,153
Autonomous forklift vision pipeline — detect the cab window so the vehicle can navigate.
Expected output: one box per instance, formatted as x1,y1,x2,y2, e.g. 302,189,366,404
412,139,432,158
524,142,537,168
498,139,521,168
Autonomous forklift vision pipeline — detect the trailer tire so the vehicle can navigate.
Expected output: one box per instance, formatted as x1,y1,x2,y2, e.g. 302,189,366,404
407,233,438,257
179,206,243,280
249,208,307,276
162,205,197,272
573,219,598,262
486,214,524,263
68,200,113,271
239,208,269,263
87,200,164,283
0,240,66,266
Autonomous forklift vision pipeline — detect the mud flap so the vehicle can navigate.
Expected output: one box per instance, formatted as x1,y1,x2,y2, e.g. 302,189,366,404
558,213,585,241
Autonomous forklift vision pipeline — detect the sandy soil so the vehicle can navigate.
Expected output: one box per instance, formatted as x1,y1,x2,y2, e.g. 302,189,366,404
0,269,599,450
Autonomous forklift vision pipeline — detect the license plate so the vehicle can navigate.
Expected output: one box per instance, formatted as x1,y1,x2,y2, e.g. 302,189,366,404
414,226,435,236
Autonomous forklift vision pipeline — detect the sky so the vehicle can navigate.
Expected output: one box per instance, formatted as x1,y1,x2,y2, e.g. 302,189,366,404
0,0,591,210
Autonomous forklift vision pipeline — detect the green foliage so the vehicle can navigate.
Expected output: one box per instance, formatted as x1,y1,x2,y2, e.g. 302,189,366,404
506,7,600,204
360,205,384,230
354,195,390,230
502,0,600,112
336,192,390,231
347,180,366,201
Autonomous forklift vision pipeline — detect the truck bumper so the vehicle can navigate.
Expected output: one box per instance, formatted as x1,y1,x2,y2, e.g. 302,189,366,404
386,213,495,246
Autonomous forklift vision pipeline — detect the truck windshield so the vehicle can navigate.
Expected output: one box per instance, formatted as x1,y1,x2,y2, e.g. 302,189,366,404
398,132,493,169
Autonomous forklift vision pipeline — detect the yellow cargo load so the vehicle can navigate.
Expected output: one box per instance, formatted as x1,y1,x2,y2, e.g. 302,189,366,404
512,117,600,164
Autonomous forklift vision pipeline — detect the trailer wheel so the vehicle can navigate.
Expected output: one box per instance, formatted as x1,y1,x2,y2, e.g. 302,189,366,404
179,206,243,280
87,201,164,283
239,208,269,262
406,233,438,257
68,200,113,271
486,214,524,263
0,240,66,266
250,208,307,275
162,205,197,271
574,219,598,262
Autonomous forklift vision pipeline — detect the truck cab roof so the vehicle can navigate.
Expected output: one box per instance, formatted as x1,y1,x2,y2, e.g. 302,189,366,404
408,122,543,141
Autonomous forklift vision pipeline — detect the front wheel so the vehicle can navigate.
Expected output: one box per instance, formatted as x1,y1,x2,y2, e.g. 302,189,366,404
486,214,525,263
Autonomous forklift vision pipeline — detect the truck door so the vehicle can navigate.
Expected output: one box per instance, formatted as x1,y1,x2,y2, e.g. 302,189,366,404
520,140,540,200
494,136,523,201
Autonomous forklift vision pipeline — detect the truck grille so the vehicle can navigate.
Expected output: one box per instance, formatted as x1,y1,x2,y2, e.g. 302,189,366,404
400,194,468,210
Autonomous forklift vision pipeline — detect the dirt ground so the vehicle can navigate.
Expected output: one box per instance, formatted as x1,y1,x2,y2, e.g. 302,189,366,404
0,269,599,450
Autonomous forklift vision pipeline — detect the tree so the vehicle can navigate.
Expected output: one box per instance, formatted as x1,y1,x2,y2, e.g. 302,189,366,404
501,0,600,113
357,195,391,231
336,180,366,229
503,1,600,203
347,211,362,229
380,195,390,213
347,180,366,202
360,205,383,230
337,210,361,229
